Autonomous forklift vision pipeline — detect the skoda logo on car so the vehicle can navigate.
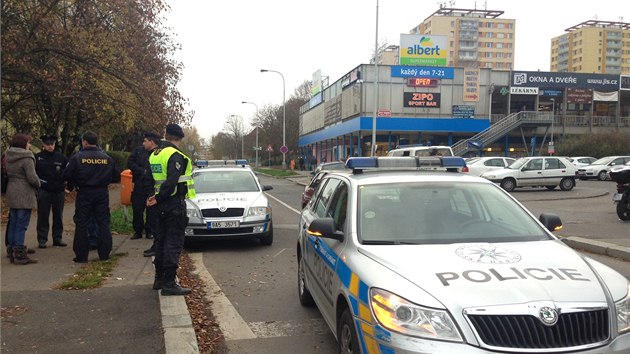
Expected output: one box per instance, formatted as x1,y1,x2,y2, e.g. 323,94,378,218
539,306,559,326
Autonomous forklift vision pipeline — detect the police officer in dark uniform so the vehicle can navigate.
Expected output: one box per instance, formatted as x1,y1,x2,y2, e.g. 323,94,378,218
35,134,69,248
127,132,161,240
63,131,119,263
147,123,195,296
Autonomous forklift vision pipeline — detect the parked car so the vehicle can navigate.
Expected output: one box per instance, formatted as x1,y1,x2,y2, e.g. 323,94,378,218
568,156,597,168
481,156,577,192
184,162,274,245
464,156,516,176
577,156,630,181
311,161,346,176
301,170,330,208
298,156,630,353
387,145,454,157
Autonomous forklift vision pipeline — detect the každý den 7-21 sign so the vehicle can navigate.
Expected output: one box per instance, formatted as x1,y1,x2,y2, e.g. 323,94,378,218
404,92,441,108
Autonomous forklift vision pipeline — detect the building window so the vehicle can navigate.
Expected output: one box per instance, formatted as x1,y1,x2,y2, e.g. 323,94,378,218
497,62,504,69
486,42,493,48
498,23,505,29
497,33,505,39
507,43,513,48
496,43,504,49
485,62,493,68
486,32,493,38
451,20,455,27
497,52,504,58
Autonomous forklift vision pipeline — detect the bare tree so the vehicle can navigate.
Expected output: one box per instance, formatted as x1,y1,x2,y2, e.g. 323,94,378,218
224,114,245,159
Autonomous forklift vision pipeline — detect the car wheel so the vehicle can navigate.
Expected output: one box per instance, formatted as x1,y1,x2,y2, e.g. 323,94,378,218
500,178,516,192
338,308,360,354
259,225,273,246
617,198,630,221
597,170,609,181
298,255,315,306
545,185,557,190
559,178,575,191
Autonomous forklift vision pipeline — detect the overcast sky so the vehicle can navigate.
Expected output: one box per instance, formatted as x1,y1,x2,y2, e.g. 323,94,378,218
164,0,628,141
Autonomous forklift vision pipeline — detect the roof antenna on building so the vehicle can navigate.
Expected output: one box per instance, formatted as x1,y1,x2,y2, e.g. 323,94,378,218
484,0,488,10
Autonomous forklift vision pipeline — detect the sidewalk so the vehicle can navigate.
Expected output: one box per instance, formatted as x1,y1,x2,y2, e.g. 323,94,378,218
0,185,197,354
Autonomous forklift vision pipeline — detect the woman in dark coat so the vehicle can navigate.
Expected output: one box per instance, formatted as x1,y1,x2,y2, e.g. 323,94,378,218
5,133,40,264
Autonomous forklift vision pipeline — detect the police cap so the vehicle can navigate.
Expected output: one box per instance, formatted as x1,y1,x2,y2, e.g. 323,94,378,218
40,134,58,144
165,123,185,138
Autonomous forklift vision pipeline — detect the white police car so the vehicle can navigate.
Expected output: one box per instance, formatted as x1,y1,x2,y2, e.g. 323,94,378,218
297,156,630,353
185,160,273,245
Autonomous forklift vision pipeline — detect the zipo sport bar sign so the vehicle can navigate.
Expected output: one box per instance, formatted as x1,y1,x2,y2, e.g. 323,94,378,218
404,92,440,108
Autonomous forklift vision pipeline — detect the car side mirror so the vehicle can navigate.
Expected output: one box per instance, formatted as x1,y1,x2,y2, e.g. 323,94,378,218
307,218,344,241
539,213,563,232
262,185,273,191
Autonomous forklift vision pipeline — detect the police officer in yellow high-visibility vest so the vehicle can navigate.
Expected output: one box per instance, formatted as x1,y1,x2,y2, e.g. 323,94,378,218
147,123,195,296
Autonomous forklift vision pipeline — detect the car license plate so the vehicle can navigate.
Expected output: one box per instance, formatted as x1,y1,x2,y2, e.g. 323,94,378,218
208,221,240,229
613,193,623,202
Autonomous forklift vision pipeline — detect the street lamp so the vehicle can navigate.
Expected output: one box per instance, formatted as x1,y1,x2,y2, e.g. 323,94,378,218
260,69,286,169
242,101,259,167
371,0,380,157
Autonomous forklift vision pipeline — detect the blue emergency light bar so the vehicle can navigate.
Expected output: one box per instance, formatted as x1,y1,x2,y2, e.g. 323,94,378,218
203,159,249,167
345,156,465,173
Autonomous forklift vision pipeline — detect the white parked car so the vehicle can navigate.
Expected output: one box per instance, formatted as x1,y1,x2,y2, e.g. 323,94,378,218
577,156,630,181
464,156,516,176
298,156,630,353
387,145,454,157
568,156,597,168
481,156,578,192
184,161,274,245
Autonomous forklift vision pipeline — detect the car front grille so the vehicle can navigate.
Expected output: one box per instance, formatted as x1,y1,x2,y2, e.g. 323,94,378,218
468,309,609,349
192,227,254,235
201,208,244,217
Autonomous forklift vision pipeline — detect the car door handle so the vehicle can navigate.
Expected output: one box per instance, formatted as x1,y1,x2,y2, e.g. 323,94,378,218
537,172,542,174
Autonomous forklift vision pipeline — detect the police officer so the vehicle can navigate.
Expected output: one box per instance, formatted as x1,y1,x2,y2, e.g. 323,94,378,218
35,134,69,248
127,132,161,240
147,123,195,296
63,131,119,263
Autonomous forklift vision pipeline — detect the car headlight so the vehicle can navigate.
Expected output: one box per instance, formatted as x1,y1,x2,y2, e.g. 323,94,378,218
186,208,201,219
483,174,495,179
247,206,269,217
616,284,630,334
370,288,462,342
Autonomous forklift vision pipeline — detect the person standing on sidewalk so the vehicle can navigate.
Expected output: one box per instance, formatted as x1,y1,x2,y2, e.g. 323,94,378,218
139,133,162,257
35,134,69,248
127,132,160,240
5,133,40,264
147,123,195,296
63,131,119,263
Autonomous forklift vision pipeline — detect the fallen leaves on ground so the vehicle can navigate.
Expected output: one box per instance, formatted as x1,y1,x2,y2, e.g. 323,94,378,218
179,252,229,354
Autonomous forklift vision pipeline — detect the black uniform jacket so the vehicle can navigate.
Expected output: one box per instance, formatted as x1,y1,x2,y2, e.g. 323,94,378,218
35,150,68,193
63,146,120,189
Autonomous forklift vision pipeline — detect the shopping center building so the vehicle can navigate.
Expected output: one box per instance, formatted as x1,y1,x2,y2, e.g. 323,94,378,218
298,65,630,161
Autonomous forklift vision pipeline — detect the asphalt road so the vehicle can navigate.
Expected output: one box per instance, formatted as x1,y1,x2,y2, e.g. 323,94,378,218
186,175,629,353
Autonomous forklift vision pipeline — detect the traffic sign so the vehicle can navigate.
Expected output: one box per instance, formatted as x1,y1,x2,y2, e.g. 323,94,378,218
266,144,273,152
279,145,289,154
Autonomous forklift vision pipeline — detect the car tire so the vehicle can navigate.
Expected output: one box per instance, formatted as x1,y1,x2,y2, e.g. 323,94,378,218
546,185,557,190
259,225,273,246
617,198,630,221
298,255,315,306
500,178,516,192
338,308,360,354
559,178,575,191
597,171,608,181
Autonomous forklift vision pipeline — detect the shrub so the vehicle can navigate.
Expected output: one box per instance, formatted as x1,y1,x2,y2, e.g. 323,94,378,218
106,151,130,174
555,132,630,158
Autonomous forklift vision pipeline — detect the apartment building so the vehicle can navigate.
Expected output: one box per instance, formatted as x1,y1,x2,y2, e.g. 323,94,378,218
550,20,630,74
409,7,516,70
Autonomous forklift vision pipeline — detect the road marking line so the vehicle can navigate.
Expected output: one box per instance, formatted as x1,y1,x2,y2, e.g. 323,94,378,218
248,318,329,338
266,193,301,215
273,248,286,258
189,253,256,341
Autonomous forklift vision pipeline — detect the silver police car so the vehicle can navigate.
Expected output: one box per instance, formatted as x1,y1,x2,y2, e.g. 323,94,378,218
297,156,630,353
185,160,273,245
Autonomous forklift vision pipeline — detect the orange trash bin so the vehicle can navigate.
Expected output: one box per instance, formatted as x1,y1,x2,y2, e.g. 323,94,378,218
120,169,133,206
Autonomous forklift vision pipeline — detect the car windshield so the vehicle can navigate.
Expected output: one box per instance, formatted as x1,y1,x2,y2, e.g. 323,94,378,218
321,162,345,170
507,158,527,169
592,156,614,165
192,170,260,193
358,182,551,244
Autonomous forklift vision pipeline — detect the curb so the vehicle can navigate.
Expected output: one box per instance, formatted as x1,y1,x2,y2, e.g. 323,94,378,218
161,294,200,354
561,236,630,262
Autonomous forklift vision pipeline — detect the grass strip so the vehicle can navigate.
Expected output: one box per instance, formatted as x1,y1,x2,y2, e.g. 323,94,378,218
253,168,297,177
110,206,135,234
58,252,127,290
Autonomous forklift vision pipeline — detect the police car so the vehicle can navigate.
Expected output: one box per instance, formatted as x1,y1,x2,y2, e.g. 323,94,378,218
184,160,274,245
297,156,630,353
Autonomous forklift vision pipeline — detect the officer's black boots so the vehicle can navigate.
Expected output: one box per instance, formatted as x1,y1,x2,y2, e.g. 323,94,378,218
160,281,191,296
152,276,163,290
53,240,67,247
13,246,38,265
130,233,142,240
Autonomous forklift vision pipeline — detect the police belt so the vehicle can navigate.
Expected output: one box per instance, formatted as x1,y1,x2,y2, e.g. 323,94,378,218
154,175,193,186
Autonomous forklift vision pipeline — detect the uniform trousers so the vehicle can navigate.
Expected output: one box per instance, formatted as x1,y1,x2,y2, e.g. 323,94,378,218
73,187,112,261
36,189,65,244
131,185,156,236
153,199,187,282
